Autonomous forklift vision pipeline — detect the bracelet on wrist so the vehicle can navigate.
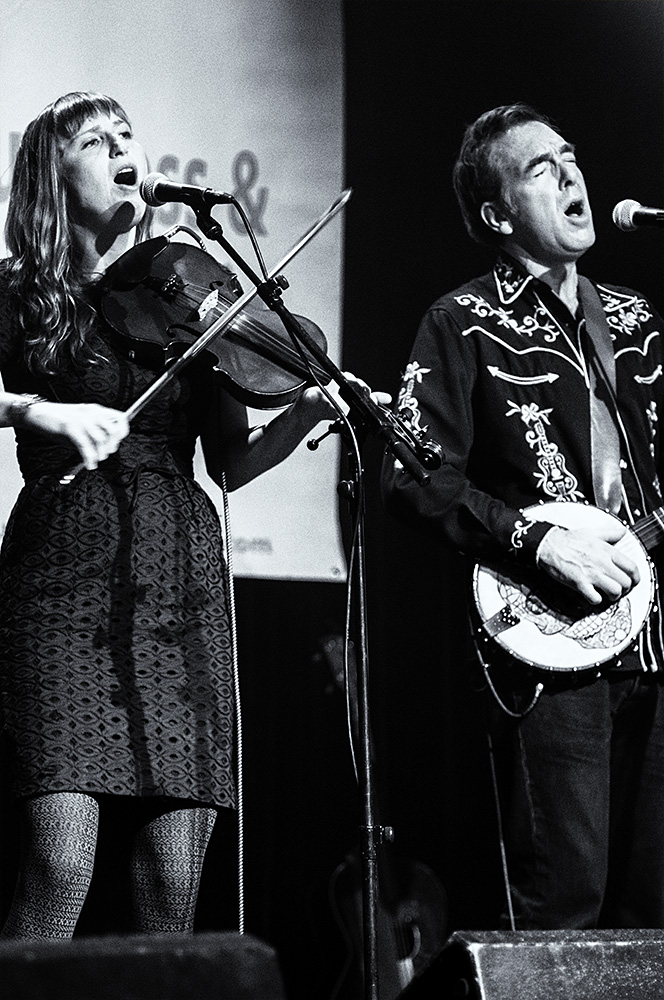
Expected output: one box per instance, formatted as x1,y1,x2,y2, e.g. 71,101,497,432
7,394,47,428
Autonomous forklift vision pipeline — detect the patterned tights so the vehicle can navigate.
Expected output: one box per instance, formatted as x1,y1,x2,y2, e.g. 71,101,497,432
0,792,217,940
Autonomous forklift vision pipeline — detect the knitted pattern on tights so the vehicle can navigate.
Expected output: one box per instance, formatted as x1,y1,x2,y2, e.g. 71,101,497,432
0,792,217,939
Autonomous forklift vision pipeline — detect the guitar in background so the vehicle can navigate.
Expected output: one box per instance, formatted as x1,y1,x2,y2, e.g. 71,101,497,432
317,634,448,1000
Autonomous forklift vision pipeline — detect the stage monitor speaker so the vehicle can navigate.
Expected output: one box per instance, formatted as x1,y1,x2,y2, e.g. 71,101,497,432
402,929,664,999
0,930,286,999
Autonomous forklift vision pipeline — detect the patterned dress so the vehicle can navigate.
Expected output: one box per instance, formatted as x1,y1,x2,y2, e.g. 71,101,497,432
0,268,235,809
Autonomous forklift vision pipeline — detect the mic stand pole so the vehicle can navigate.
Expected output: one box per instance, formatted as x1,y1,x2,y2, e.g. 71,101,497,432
191,202,433,486
192,199,433,1000
338,415,387,1000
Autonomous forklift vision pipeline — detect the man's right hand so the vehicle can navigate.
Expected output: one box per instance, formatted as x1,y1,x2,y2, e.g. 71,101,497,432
536,522,640,605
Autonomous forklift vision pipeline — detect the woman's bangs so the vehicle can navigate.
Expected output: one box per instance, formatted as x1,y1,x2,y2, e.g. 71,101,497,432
55,94,130,141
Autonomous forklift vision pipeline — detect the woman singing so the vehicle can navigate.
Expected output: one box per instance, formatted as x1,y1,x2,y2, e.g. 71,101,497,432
0,91,359,939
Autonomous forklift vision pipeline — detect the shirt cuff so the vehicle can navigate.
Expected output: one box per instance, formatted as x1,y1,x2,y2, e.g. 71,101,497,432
513,517,556,566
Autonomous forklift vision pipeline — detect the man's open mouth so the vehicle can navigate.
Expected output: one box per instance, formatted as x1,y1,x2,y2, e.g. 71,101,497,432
565,200,584,217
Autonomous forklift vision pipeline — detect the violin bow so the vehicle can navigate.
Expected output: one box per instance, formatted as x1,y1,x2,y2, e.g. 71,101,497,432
59,189,353,486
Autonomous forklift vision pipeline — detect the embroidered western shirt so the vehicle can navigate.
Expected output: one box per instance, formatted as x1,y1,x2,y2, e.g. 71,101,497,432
382,254,664,671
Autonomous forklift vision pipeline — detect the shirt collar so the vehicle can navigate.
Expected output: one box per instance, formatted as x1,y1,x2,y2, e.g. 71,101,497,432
493,252,580,325
493,253,535,305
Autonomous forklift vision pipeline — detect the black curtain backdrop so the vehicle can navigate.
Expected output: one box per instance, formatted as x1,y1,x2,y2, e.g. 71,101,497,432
334,2,664,997
232,5,664,997
1,4,663,1000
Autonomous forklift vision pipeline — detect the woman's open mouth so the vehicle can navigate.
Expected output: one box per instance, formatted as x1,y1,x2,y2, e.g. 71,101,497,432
114,166,137,187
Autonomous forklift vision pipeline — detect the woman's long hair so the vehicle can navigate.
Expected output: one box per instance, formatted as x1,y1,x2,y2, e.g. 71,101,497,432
4,91,153,374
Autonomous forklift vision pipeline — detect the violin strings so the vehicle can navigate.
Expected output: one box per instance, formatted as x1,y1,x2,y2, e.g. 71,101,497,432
171,284,330,381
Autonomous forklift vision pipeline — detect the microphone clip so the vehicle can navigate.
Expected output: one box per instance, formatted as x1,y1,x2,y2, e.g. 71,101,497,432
307,419,345,451
257,274,290,309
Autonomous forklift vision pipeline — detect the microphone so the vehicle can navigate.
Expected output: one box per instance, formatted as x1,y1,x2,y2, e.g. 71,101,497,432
612,199,664,232
141,172,234,208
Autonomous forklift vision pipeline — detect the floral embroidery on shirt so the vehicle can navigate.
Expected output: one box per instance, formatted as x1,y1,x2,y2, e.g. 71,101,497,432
510,516,536,550
647,400,658,438
456,293,560,343
597,285,653,337
495,257,532,300
396,361,431,438
646,401,661,495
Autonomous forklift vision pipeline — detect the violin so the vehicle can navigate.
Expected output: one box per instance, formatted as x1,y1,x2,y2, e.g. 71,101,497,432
99,234,332,409
58,215,440,487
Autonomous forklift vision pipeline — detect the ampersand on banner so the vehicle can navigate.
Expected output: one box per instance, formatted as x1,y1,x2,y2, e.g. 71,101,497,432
230,150,268,235
0,132,22,205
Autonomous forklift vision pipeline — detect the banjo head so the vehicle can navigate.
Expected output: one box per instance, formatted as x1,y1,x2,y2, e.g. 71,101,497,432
472,502,654,673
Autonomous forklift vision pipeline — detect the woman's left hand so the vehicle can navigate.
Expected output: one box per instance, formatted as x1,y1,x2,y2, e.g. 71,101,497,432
212,372,392,491
300,371,392,419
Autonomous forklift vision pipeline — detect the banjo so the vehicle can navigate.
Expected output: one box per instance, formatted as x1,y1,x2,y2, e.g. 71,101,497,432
472,501,660,673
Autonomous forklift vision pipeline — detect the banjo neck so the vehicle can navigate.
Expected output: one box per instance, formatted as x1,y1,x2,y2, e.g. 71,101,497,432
633,506,664,553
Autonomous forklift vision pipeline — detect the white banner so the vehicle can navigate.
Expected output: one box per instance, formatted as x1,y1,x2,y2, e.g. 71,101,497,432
0,0,346,580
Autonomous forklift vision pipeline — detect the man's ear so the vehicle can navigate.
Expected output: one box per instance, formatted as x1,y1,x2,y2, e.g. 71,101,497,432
481,201,513,236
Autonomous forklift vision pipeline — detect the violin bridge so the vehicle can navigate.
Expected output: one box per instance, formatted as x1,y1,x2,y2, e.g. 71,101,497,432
195,289,219,322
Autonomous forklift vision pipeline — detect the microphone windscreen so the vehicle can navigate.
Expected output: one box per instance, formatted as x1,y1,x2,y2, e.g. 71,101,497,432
612,198,639,232
140,173,167,207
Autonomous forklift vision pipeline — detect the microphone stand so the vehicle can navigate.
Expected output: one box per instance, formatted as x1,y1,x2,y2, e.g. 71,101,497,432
337,419,386,1000
191,200,434,486
191,196,434,1000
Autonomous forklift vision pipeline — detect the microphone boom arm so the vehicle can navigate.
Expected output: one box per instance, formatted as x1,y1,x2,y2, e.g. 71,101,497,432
259,290,439,484
192,196,438,485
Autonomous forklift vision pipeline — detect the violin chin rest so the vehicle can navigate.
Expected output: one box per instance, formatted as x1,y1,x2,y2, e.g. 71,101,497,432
104,236,170,289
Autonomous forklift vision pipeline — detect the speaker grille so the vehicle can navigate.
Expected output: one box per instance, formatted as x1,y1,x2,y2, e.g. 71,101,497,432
0,931,286,1000
437,930,664,1000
